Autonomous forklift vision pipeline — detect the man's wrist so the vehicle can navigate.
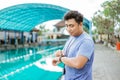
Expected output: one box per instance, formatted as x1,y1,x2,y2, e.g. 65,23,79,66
59,56,62,62
59,55,64,62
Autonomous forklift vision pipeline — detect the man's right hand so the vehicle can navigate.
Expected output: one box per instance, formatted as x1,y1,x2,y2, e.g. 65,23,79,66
52,57,60,66
55,50,63,57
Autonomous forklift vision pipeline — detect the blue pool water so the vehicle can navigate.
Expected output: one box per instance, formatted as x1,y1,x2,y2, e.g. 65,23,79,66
0,45,64,80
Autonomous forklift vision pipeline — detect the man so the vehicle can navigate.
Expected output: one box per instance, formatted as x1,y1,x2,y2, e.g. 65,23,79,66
52,10,94,80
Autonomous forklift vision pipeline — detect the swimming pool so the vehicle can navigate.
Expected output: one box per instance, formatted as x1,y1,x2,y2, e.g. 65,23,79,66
0,45,64,80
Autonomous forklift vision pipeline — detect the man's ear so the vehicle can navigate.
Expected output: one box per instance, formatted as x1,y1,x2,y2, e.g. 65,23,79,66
79,22,83,26
79,22,82,27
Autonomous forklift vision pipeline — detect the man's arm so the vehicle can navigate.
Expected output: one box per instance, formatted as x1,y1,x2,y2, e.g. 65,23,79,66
61,55,88,69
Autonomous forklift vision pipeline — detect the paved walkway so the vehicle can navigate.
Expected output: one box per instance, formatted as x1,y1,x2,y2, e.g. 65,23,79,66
93,44,120,80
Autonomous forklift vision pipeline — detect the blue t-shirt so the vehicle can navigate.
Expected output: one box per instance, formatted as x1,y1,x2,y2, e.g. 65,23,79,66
63,32,94,80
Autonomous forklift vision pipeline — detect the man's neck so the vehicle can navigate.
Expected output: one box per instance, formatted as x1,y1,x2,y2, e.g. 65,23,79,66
76,30,84,36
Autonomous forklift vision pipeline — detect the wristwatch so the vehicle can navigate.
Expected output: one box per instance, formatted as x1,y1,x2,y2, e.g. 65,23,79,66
59,54,64,62
59,55,62,62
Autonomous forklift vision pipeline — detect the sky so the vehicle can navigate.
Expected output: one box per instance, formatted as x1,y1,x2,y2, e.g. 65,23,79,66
0,0,108,30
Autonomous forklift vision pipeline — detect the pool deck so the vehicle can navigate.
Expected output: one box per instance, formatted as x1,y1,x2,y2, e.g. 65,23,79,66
93,44,120,80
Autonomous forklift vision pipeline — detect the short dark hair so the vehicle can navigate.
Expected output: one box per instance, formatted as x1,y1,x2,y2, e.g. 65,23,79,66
64,10,83,24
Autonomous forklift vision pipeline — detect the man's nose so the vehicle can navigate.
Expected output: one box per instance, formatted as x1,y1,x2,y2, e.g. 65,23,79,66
66,27,71,31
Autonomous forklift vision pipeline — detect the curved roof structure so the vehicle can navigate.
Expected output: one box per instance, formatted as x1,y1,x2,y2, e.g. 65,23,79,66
0,3,91,32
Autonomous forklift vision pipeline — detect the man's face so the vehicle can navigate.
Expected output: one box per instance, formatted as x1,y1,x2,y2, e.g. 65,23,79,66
65,19,82,36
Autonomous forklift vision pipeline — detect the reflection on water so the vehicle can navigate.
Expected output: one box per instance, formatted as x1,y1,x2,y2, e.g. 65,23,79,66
0,45,64,80
35,57,63,72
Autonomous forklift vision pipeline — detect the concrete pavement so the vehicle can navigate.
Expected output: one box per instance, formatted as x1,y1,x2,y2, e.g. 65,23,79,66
93,44,120,80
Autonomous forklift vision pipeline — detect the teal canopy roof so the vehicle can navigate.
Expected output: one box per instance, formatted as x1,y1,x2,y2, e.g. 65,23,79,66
0,3,91,32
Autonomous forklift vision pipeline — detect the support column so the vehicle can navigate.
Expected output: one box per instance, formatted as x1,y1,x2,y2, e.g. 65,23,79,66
14,32,18,46
21,32,24,44
4,31,6,45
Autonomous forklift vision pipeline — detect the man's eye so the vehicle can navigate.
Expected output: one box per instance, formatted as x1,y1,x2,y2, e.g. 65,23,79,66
70,25,74,27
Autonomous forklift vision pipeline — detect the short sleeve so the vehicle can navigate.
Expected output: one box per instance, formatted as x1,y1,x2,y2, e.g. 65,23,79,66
77,39,94,60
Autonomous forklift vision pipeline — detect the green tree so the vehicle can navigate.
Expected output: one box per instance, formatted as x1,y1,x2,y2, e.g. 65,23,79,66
102,0,120,27
102,0,120,42
92,13,104,41
92,11,114,42
38,25,49,35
